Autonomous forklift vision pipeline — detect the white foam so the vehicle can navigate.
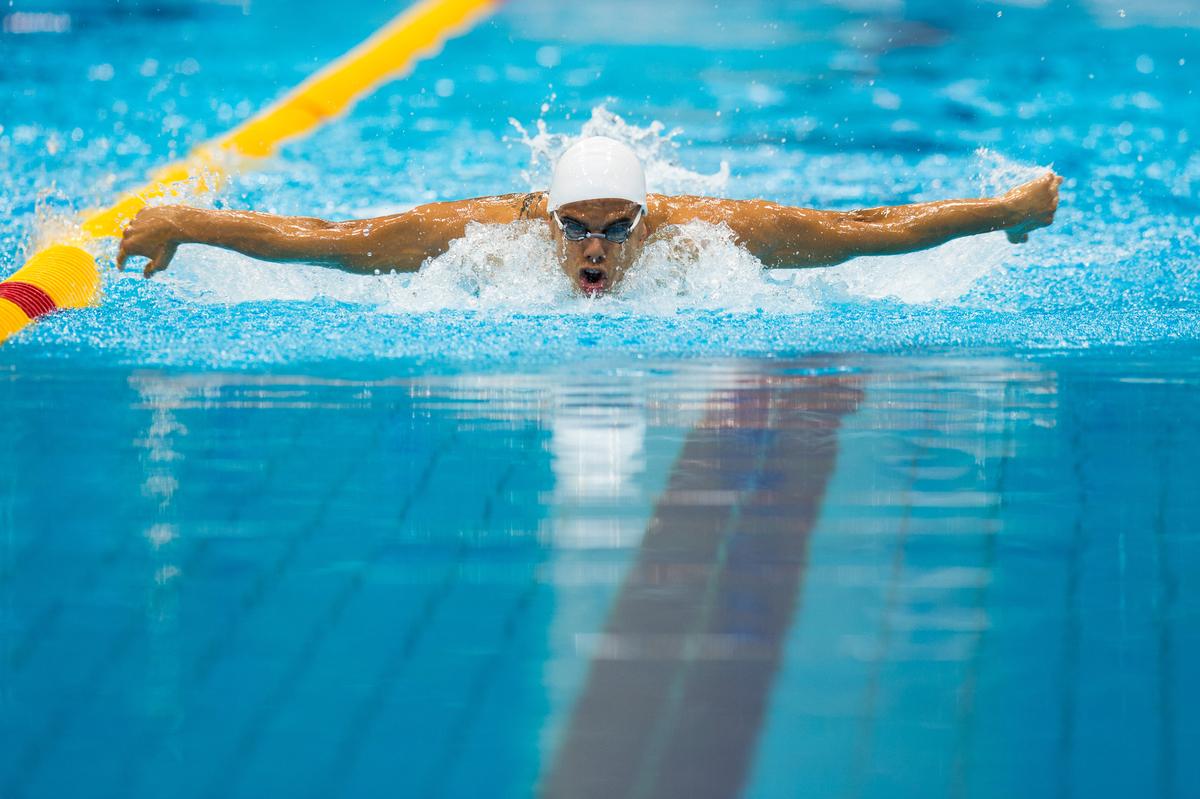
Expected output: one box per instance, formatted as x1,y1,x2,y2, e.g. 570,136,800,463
160,246,400,305
620,221,819,312
380,221,572,311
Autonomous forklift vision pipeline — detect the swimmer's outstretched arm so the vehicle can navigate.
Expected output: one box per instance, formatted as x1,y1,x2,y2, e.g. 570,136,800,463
116,194,538,277
664,172,1062,268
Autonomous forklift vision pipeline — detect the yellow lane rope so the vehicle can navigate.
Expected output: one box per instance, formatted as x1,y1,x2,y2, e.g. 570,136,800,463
0,0,501,344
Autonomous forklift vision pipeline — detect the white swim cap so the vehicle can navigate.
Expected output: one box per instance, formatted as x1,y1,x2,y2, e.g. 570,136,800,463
547,136,647,211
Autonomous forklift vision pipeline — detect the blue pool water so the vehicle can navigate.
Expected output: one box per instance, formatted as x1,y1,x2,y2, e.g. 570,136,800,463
2,1,1199,797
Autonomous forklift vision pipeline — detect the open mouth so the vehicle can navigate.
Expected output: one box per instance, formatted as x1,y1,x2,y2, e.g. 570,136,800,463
578,267,608,295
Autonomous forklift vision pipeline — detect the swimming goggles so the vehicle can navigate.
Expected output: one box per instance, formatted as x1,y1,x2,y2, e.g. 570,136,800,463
552,207,644,243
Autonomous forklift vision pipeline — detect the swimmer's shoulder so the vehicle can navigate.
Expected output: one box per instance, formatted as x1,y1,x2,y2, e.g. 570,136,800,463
647,194,743,230
649,195,809,233
403,193,548,225
440,191,549,224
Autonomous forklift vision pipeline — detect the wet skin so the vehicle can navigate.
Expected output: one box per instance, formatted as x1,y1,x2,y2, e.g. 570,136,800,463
118,172,1062,295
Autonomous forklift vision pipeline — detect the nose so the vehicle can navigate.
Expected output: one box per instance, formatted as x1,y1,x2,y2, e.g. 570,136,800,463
582,237,606,264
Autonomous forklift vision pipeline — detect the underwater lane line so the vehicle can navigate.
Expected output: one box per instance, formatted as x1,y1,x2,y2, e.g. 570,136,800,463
540,368,864,799
0,0,503,345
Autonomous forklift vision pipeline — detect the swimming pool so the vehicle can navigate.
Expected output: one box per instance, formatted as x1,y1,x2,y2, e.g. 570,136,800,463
2,1,1198,797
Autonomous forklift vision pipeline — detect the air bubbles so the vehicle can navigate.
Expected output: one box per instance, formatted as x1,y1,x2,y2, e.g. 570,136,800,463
1136,55,1154,74
535,46,561,69
747,82,784,107
872,88,902,111
1130,92,1160,110
87,63,114,82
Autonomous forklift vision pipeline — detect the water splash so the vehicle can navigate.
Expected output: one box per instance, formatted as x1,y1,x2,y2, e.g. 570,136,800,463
620,221,818,312
508,105,731,197
156,133,1049,314
384,221,573,311
160,246,396,305
974,147,1052,197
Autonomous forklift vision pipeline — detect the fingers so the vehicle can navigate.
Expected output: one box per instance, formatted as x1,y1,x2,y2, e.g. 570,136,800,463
143,243,177,278
117,208,173,277
1004,171,1061,245
1024,171,1061,194
117,208,149,271
1009,172,1053,200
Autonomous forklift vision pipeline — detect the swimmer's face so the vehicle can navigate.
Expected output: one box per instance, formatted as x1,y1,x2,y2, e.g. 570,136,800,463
548,198,647,296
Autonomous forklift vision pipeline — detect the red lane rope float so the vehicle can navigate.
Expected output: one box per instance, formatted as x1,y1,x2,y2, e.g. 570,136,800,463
0,246,99,340
0,282,57,319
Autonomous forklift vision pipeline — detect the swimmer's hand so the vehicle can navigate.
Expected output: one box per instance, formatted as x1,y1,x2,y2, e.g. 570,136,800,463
1001,172,1062,244
117,206,189,277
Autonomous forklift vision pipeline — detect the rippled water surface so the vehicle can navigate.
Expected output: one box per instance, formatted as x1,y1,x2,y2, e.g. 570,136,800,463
2,0,1198,797
3,0,1199,363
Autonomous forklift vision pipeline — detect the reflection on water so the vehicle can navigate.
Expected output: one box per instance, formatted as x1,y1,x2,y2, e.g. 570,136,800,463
545,366,865,799
1,351,1198,798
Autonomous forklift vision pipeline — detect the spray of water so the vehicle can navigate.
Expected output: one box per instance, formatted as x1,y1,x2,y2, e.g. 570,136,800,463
507,104,732,196
149,107,1048,313
383,220,573,311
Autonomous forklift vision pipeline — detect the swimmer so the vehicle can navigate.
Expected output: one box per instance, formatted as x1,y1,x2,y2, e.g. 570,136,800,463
118,136,1061,296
